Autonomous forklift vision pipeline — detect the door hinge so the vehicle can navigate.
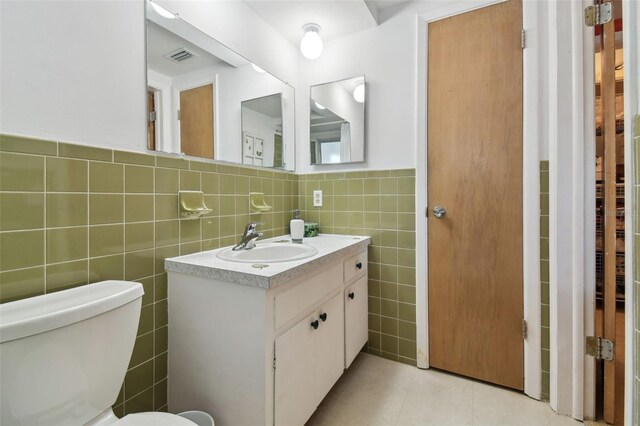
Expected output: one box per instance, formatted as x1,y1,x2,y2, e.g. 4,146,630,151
148,111,157,122
522,319,527,339
177,109,181,121
273,354,276,371
584,2,612,27
425,207,429,217
586,336,615,361
521,29,526,49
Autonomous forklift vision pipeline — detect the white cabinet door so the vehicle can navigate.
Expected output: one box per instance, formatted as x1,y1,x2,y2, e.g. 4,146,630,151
315,292,345,402
345,276,368,368
274,313,318,426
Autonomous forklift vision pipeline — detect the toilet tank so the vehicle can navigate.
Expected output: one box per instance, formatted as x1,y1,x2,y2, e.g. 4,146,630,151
0,281,144,426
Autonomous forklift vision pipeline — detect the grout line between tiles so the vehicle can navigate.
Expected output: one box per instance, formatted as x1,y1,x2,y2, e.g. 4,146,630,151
86,160,90,286
43,155,47,295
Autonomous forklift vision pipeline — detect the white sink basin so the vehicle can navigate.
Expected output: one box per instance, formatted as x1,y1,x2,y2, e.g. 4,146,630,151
216,243,318,263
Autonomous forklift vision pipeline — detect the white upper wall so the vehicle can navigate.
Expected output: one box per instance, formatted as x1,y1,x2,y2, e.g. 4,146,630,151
296,3,423,173
0,0,588,172
0,0,146,151
0,0,298,155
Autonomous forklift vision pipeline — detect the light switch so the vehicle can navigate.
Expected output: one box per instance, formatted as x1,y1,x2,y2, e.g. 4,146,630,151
313,190,323,207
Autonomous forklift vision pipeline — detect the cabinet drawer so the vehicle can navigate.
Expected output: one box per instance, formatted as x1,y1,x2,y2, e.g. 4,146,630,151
343,251,367,284
275,262,343,330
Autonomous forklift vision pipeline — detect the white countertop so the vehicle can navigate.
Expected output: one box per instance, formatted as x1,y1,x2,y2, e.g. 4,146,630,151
165,234,371,289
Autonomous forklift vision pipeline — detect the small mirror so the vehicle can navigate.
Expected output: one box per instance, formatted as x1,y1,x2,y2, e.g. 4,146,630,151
310,76,365,165
145,1,295,171
241,94,284,168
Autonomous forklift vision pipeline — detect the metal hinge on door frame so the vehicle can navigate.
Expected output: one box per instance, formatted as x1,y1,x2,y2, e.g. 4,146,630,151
273,354,276,371
521,29,526,49
148,111,157,122
522,319,527,339
586,336,615,361
584,2,612,27
177,109,181,121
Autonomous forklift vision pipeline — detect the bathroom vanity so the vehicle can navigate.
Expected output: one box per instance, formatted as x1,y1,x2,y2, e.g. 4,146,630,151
165,234,370,426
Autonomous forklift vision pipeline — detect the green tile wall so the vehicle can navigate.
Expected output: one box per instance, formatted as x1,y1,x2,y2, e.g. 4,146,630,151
1,131,561,413
0,133,419,415
634,113,640,425
0,134,299,416
298,169,417,365
540,161,550,401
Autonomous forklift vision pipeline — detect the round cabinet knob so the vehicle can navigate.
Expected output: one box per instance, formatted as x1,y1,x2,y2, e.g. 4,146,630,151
348,292,355,300
310,320,319,330
433,206,446,218
319,312,327,322
356,262,363,270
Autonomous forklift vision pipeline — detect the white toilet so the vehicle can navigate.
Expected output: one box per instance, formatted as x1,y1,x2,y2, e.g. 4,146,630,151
0,280,198,426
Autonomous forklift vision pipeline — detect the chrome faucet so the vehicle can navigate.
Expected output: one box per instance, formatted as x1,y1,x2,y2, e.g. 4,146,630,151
232,222,264,251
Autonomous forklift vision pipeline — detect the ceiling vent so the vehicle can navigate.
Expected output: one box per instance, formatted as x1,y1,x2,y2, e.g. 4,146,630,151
164,48,198,63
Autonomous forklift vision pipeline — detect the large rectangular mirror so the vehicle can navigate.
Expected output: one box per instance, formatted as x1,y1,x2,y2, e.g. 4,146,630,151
310,76,365,165
146,1,295,171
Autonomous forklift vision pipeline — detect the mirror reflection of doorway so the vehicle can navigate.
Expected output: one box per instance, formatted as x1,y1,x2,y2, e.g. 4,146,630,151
593,0,625,423
179,83,214,159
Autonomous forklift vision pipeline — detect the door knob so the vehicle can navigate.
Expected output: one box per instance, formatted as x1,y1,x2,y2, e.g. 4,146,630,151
433,206,446,218
319,312,327,322
311,320,319,330
348,292,355,300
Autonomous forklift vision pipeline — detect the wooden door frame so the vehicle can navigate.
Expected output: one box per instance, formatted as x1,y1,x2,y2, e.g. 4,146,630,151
146,74,171,152
547,0,638,422
415,0,542,400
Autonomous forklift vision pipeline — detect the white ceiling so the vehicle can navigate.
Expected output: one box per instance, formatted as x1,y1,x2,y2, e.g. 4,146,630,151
147,21,226,77
243,0,381,46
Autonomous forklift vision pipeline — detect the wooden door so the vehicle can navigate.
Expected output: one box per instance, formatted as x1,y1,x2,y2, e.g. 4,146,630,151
597,1,623,422
147,90,156,151
427,0,524,390
179,84,214,159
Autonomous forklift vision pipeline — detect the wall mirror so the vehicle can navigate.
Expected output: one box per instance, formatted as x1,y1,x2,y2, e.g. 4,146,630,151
309,76,365,165
145,1,295,171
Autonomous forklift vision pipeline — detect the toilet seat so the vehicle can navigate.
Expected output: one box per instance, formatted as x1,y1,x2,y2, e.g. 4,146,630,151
114,412,197,425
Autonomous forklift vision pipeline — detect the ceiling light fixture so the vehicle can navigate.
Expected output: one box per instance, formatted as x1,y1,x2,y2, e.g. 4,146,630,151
353,81,365,103
300,24,323,60
314,101,326,110
251,63,266,73
149,1,176,19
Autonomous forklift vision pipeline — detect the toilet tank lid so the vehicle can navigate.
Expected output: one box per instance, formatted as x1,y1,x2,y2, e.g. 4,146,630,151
0,281,144,344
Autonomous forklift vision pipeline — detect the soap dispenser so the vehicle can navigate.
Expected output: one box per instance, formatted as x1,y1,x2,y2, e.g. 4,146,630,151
290,209,304,243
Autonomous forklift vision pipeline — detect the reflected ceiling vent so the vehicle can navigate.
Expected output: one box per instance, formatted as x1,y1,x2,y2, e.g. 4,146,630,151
164,48,198,62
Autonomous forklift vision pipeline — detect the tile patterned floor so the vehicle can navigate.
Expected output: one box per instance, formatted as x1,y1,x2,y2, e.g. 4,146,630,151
307,353,581,426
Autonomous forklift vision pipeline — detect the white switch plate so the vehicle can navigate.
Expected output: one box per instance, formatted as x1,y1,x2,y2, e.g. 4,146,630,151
313,190,323,207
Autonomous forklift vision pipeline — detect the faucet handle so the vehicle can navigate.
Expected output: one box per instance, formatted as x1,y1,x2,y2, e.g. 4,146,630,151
245,221,264,232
